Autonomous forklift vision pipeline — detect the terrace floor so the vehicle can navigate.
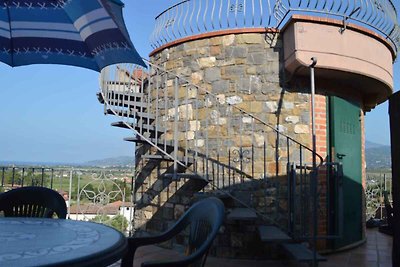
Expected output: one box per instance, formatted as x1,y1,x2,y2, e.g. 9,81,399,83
128,228,392,267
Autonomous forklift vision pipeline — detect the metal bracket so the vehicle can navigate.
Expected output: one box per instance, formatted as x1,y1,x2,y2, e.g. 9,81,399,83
339,16,349,34
339,7,361,34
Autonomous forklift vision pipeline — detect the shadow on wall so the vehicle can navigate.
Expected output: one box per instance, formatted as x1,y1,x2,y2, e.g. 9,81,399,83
134,175,288,259
131,161,364,258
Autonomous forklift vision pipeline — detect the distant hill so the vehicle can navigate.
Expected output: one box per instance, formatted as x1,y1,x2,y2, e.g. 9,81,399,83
365,140,386,149
0,161,74,167
0,156,135,168
83,156,134,167
1,141,390,169
365,141,391,170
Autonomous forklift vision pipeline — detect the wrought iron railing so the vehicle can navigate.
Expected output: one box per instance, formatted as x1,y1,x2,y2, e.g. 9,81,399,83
100,61,332,263
0,166,134,235
100,61,323,186
151,0,399,55
0,166,56,190
99,60,329,233
286,162,343,240
366,172,393,220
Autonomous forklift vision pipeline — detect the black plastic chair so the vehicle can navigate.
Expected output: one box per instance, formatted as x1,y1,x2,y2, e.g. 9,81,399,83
121,197,225,267
0,186,67,219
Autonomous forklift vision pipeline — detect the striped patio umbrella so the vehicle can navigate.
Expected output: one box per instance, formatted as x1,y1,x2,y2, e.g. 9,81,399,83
0,0,145,71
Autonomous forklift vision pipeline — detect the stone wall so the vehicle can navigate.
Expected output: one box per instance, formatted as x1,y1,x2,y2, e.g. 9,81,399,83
150,31,313,171
131,30,362,257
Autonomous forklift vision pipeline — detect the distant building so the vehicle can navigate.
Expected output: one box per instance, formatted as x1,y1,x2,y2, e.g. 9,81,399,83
69,201,134,232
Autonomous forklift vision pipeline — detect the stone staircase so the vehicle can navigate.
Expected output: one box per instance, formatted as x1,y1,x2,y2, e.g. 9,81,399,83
98,61,332,264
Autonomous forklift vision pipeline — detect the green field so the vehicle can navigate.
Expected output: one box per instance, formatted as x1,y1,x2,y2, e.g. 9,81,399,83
0,167,134,205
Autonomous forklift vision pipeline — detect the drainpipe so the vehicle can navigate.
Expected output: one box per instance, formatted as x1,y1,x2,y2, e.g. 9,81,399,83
310,57,317,169
310,57,318,267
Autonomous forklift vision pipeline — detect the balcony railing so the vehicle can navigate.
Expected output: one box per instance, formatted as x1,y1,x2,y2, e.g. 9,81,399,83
0,166,134,235
366,171,393,220
151,0,399,55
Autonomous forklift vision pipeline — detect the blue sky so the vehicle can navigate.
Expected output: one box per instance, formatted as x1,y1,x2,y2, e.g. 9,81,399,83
0,1,398,163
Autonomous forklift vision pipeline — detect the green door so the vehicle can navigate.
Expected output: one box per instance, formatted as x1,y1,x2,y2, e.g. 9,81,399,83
329,96,362,248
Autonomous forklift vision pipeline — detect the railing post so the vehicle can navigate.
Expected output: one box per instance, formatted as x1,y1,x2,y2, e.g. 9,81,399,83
31,168,35,186
389,91,400,267
50,169,54,189
41,167,45,187
76,171,80,220
1,167,4,188
173,77,179,180
59,170,63,191
21,168,25,187
68,168,73,219
11,167,15,187
288,163,296,236
337,163,344,239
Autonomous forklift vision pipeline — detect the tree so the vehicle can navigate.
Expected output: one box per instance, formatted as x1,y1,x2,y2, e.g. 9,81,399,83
110,214,128,233
90,214,128,233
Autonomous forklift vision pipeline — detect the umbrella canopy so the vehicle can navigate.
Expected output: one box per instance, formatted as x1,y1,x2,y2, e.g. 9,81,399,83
0,0,145,71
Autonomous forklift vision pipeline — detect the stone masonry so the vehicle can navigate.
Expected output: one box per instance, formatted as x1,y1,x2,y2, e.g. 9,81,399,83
132,31,334,258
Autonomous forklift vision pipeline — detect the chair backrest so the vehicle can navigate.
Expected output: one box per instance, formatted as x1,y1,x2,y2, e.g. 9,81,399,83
0,186,67,219
177,197,225,267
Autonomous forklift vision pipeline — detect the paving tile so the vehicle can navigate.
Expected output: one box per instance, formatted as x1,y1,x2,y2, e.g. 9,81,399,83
352,248,378,256
378,250,392,257
348,262,378,267
117,228,392,267
322,253,349,263
378,255,393,263
349,253,379,263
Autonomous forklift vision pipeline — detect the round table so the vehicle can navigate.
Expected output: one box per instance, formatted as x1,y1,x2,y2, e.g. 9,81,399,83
0,217,127,267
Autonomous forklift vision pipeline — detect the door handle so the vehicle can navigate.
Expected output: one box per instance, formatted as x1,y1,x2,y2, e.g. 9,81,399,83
337,153,346,160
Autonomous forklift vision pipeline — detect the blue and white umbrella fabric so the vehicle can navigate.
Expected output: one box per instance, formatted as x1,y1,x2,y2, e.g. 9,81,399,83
0,0,145,71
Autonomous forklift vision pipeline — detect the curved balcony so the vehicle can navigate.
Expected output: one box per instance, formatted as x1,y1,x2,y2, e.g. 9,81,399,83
150,0,399,56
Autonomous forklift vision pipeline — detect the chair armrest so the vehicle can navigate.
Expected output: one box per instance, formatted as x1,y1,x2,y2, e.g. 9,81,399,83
121,225,186,267
141,248,207,267
127,225,184,247
142,259,191,267
141,237,212,267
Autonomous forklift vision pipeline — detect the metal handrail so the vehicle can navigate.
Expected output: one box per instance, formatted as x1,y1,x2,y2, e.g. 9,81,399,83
151,0,399,55
100,61,323,227
144,58,324,165
100,59,328,228
100,59,324,170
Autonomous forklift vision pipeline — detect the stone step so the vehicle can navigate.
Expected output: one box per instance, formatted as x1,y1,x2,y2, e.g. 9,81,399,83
231,191,253,207
227,208,258,221
258,225,292,243
108,100,148,112
162,173,209,182
111,121,165,136
141,154,194,164
282,243,326,262
193,191,231,200
141,154,175,161
106,108,155,122
107,100,148,110
294,164,314,170
97,91,144,104
124,136,174,147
